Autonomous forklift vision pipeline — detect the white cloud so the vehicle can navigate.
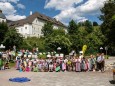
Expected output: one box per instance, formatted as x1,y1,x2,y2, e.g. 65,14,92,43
0,0,19,3
6,14,26,21
17,3,25,9
0,1,26,21
0,2,16,15
45,0,83,10
45,0,106,25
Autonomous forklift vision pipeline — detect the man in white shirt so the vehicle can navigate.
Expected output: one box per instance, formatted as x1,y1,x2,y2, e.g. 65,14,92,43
97,53,105,72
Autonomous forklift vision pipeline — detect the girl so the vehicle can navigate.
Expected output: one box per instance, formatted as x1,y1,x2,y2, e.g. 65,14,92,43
81,57,87,72
49,62,53,72
75,57,81,72
26,64,30,72
16,56,21,70
62,61,66,72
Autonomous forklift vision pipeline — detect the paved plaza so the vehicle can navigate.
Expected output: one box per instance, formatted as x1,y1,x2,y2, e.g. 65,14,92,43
0,68,114,86
0,57,115,86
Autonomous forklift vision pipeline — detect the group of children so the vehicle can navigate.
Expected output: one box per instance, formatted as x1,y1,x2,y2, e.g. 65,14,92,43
16,53,105,72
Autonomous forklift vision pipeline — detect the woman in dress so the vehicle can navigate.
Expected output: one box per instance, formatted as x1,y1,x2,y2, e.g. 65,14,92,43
75,56,81,72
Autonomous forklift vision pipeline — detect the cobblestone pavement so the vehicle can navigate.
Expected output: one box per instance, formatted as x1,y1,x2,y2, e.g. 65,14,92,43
0,69,114,86
0,57,115,86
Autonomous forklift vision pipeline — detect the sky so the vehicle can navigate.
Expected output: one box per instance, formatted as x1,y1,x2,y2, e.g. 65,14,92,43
0,0,107,25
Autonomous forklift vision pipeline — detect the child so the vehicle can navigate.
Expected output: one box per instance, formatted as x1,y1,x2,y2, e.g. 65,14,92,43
44,60,48,72
33,65,38,72
81,57,87,72
62,61,66,72
38,61,42,72
56,62,60,72
67,60,71,71
26,65,30,72
75,57,81,72
53,61,57,71
19,63,23,72
49,62,53,72
4,62,10,69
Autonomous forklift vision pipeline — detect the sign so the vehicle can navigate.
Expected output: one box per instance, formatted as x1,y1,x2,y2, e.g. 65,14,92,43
105,47,108,50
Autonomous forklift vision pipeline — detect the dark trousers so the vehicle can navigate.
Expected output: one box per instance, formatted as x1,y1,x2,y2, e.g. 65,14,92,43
98,61,105,72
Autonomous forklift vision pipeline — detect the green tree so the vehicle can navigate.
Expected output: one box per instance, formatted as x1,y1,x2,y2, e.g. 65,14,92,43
0,22,8,43
71,27,88,52
22,37,45,52
93,21,98,26
68,20,78,35
86,27,105,52
42,22,53,37
50,28,65,36
100,0,115,46
84,20,93,33
3,28,23,49
45,35,72,54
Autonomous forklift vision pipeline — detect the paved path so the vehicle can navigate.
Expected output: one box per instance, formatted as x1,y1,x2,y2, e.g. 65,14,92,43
0,69,114,86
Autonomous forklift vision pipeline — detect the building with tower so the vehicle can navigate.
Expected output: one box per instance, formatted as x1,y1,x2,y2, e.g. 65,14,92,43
0,10,6,23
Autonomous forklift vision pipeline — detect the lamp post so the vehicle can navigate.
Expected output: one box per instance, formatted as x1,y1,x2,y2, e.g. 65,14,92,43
105,46,108,59
57,47,61,57
0,44,5,49
100,47,103,53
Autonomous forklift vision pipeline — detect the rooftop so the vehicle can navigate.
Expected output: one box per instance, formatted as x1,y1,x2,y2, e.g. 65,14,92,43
0,10,6,19
8,12,66,28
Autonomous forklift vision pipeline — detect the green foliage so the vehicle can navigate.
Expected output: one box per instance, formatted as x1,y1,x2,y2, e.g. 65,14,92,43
42,22,53,37
3,28,23,49
45,29,72,54
93,21,98,26
68,20,78,35
51,28,65,36
38,54,47,59
0,22,8,43
86,26,105,50
100,0,115,46
21,37,45,52
84,20,93,33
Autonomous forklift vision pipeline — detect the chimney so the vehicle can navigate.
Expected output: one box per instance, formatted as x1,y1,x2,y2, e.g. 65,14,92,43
30,11,32,15
0,10,2,13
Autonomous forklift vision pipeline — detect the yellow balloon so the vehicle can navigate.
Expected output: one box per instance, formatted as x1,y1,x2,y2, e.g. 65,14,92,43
82,45,87,54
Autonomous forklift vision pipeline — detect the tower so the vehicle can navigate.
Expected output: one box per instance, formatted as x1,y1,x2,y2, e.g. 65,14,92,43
0,9,6,22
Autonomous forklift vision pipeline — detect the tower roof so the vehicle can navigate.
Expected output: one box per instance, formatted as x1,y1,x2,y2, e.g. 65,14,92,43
0,10,6,19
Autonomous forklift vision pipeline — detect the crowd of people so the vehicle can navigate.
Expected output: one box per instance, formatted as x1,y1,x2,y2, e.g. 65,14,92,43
0,48,105,72
15,51,105,73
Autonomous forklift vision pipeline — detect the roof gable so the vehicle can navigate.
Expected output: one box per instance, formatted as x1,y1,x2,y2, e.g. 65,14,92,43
8,12,67,28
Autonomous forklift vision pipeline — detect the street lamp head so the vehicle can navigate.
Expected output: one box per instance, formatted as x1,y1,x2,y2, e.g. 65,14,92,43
100,47,103,50
0,44,5,49
57,47,61,50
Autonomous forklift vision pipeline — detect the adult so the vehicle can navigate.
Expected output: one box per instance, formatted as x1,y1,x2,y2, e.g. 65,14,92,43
97,53,105,72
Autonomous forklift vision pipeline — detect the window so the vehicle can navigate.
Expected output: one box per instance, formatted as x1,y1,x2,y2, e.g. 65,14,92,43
16,29,19,32
25,27,27,29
